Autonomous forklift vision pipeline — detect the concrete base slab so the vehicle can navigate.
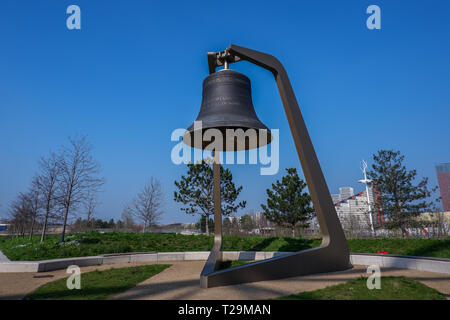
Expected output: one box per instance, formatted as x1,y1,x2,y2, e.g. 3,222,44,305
0,262,39,273
102,256,131,265
38,257,102,272
157,252,185,261
131,254,157,263
184,252,209,261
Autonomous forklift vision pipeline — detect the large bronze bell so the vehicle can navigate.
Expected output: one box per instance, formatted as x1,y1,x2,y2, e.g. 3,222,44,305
183,69,271,151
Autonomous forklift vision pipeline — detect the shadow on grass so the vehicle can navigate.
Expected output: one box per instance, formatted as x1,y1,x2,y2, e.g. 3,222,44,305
278,237,318,252
247,237,318,252
247,237,278,251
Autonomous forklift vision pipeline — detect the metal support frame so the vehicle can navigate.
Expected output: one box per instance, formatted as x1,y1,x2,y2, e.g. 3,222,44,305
199,151,223,287
200,44,351,288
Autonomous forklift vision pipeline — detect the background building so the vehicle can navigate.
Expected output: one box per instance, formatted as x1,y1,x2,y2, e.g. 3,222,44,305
331,194,341,204
335,192,371,233
331,186,377,236
436,163,450,212
338,187,354,201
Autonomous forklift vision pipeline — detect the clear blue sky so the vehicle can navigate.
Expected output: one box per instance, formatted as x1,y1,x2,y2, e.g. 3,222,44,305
1,0,449,223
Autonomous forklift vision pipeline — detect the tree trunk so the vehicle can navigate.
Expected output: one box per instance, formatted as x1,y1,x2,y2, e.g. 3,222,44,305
40,207,50,243
60,205,70,243
29,216,36,240
205,214,209,235
291,226,295,238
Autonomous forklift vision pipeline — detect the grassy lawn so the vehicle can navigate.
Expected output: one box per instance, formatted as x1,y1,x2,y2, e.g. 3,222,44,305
277,276,446,300
26,264,171,300
347,238,450,258
0,231,449,261
0,232,321,261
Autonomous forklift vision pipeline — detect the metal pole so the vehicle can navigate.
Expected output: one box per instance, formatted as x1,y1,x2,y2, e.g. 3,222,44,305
213,151,222,254
362,160,375,236
363,163,375,235
199,151,223,287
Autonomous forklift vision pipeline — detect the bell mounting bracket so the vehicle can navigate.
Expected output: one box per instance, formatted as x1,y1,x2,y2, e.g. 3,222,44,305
200,44,351,289
207,50,241,74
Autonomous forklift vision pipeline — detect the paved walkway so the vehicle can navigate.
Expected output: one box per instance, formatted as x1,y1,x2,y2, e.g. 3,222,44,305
0,261,172,300
0,261,449,300
111,262,450,300
0,250,10,262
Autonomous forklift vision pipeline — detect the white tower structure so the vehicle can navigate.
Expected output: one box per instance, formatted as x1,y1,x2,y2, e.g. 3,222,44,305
358,160,375,235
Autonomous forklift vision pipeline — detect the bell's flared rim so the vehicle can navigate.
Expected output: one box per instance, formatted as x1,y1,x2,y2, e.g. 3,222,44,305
182,125,272,151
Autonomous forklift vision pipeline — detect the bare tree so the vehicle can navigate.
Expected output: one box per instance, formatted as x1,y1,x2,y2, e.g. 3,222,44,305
34,152,60,242
121,206,135,231
84,195,98,231
8,188,40,238
8,195,29,237
57,135,104,242
27,180,41,240
125,178,163,232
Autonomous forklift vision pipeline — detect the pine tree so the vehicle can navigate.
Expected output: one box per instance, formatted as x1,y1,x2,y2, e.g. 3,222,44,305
174,159,246,235
240,214,256,233
261,168,313,237
367,150,436,236
196,215,215,234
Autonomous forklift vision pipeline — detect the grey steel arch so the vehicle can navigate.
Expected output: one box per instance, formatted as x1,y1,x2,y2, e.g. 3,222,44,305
199,44,351,288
